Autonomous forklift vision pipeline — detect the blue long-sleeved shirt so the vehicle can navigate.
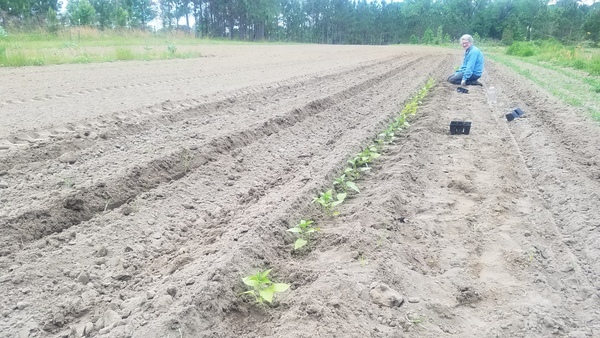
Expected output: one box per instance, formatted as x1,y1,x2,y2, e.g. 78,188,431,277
458,45,484,81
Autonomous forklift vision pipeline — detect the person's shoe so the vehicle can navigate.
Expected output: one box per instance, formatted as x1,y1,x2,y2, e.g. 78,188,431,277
466,80,483,86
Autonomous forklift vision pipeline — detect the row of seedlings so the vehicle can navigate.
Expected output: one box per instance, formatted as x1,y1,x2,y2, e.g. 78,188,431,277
240,78,436,305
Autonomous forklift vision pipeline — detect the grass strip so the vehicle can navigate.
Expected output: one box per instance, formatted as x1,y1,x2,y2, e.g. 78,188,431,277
488,53,600,121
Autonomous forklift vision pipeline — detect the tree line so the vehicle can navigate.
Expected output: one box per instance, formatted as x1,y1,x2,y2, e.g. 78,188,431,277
1,0,599,45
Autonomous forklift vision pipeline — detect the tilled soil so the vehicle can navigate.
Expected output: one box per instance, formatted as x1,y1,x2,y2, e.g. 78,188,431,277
0,45,598,338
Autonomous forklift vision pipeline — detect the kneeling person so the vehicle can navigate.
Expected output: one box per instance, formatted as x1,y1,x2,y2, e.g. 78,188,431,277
448,34,484,86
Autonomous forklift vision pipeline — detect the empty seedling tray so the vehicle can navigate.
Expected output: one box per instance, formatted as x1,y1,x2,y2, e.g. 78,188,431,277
506,107,525,121
449,121,472,135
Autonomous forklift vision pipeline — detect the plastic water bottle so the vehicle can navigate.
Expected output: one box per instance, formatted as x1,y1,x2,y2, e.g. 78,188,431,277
487,86,497,105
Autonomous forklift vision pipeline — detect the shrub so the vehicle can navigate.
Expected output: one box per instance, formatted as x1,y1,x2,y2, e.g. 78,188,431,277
0,26,7,39
506,41,535,57
422,28,434,45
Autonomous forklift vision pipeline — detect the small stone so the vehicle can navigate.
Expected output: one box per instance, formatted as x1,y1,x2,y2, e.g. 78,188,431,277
95,246,108,257
562,265,575,273
543,316,555,328
84,322,94,335
99,327,112,335
524,231,531,237
95,309,121,330
407,297,421,303
0,181,8,189
58,152,77,164
146,291,156,299
182,204,195,210
153,295,174,311
113,271,132,281
369,282,404,307
568,331,588,338
121,206,134,216
77,272,90,285
185,279,195,286
306,304,323,315
53,313,66,325
16,301,30,310
166,286,177,297
56,285,71,295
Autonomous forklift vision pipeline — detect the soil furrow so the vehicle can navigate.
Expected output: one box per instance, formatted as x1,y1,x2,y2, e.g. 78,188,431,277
0,54,435,254
486,61,600,288
2,45,598,338
0,52,449,337
0,55,404,168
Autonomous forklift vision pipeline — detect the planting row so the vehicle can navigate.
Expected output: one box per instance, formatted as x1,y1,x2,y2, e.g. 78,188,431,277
242,78,436,304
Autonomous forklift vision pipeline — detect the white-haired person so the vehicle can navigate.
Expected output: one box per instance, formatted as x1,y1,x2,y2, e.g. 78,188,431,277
447,34,484,86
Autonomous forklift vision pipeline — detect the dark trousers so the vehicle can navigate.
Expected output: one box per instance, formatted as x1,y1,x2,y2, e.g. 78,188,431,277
447,72,480,85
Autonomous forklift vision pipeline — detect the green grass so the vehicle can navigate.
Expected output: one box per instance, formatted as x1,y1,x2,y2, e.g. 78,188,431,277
487,52,600,121
0,27,215,66
485,40,600,76
0,27,300,67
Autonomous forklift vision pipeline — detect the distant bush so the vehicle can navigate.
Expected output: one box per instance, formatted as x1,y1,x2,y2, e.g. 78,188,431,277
422,28,434,45
0,26,7,39
506,41,535,57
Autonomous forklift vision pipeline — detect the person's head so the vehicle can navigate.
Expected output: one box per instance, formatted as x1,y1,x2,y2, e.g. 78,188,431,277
460,34,474,50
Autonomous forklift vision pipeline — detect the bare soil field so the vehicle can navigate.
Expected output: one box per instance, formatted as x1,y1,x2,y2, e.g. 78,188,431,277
1,44,599,338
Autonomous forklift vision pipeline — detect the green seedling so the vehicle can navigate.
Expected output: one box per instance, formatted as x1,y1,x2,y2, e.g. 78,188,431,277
241,269,290,304
181,148,194,174
406,313,427,328
358,253,369,267
333,174,360,194
357,146,381,166
312,189,347,215
61,177,75,189
378,125,396,144
344,166,363,181
394,115,410,129
287,219,320,250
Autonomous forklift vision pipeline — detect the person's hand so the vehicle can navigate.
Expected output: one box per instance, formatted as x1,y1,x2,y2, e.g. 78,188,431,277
460,80,466,86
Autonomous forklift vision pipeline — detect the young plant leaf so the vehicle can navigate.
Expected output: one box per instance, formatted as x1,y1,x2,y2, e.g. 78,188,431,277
259,288,274,303
242,277,260,288
295,238,308,250
272,283,290,293
346,181,360,193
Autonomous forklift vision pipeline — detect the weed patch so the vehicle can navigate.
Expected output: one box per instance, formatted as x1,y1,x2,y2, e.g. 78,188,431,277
506,42,535,57
115,47,135,61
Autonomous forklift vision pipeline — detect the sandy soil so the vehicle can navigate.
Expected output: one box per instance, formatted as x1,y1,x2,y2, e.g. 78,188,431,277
0,44,599,338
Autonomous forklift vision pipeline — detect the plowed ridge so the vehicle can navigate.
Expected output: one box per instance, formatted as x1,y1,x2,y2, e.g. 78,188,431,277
0,53,444,252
